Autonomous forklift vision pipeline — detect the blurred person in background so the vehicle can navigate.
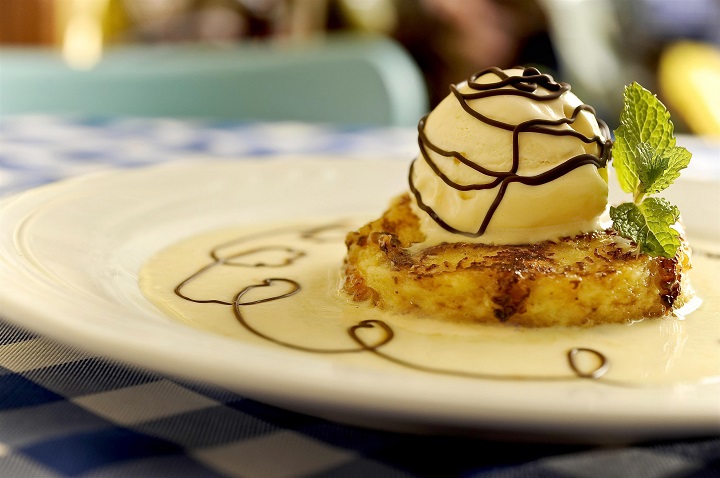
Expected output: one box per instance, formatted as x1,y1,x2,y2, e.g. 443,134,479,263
390,0,556,107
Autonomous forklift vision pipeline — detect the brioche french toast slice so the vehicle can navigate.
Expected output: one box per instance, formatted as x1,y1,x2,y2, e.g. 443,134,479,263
343,194,691,327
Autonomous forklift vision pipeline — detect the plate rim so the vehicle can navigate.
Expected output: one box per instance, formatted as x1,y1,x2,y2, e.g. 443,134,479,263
1,156,718,441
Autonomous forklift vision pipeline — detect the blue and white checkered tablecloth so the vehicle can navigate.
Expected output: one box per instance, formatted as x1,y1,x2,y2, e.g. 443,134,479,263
1,116,718,478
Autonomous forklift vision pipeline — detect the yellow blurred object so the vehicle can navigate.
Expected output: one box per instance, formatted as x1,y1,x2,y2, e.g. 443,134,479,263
102,0,130,41
61,0,108,69
337,0,397,33
54,0,128,70
659,42,720,137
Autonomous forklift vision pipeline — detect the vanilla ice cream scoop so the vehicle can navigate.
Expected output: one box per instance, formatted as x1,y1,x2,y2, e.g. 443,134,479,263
409,66,612,246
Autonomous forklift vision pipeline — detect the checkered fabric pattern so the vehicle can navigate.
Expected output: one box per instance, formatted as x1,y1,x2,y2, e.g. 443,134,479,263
1,117,718,477
0,116,417,197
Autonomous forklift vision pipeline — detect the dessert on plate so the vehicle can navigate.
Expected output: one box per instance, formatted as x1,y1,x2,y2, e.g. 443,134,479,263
343,67,691,327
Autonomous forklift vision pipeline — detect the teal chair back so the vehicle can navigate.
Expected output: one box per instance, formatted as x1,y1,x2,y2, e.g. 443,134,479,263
0,35,428,126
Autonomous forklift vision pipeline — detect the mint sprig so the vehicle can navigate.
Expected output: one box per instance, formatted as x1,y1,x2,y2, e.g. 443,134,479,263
611,82,691,258
610,199,680,258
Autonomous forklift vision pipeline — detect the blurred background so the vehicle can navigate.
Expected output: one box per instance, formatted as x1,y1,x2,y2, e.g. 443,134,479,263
1,0,719,133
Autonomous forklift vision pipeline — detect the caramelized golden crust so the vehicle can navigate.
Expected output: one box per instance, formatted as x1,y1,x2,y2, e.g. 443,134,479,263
343,194,691,327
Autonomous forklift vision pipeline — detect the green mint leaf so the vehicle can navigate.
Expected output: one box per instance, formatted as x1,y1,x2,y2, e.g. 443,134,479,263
610,82,691,257
616,82,676,157
609,203,643,243
613,82,691,196
641,144,692,195
612,134,639,193
609,198,681,259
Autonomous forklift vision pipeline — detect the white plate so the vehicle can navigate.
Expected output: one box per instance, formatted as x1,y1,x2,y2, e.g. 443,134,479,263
1,155,719,443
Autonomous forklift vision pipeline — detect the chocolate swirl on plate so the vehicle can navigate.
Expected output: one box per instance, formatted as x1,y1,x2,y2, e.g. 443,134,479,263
409,66,613,237
171,223,631,384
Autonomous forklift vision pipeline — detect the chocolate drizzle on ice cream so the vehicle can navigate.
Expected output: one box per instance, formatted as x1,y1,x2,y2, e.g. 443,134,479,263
409,67,613,243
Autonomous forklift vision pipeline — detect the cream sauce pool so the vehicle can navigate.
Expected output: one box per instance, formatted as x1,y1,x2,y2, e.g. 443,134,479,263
139,219,720,387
